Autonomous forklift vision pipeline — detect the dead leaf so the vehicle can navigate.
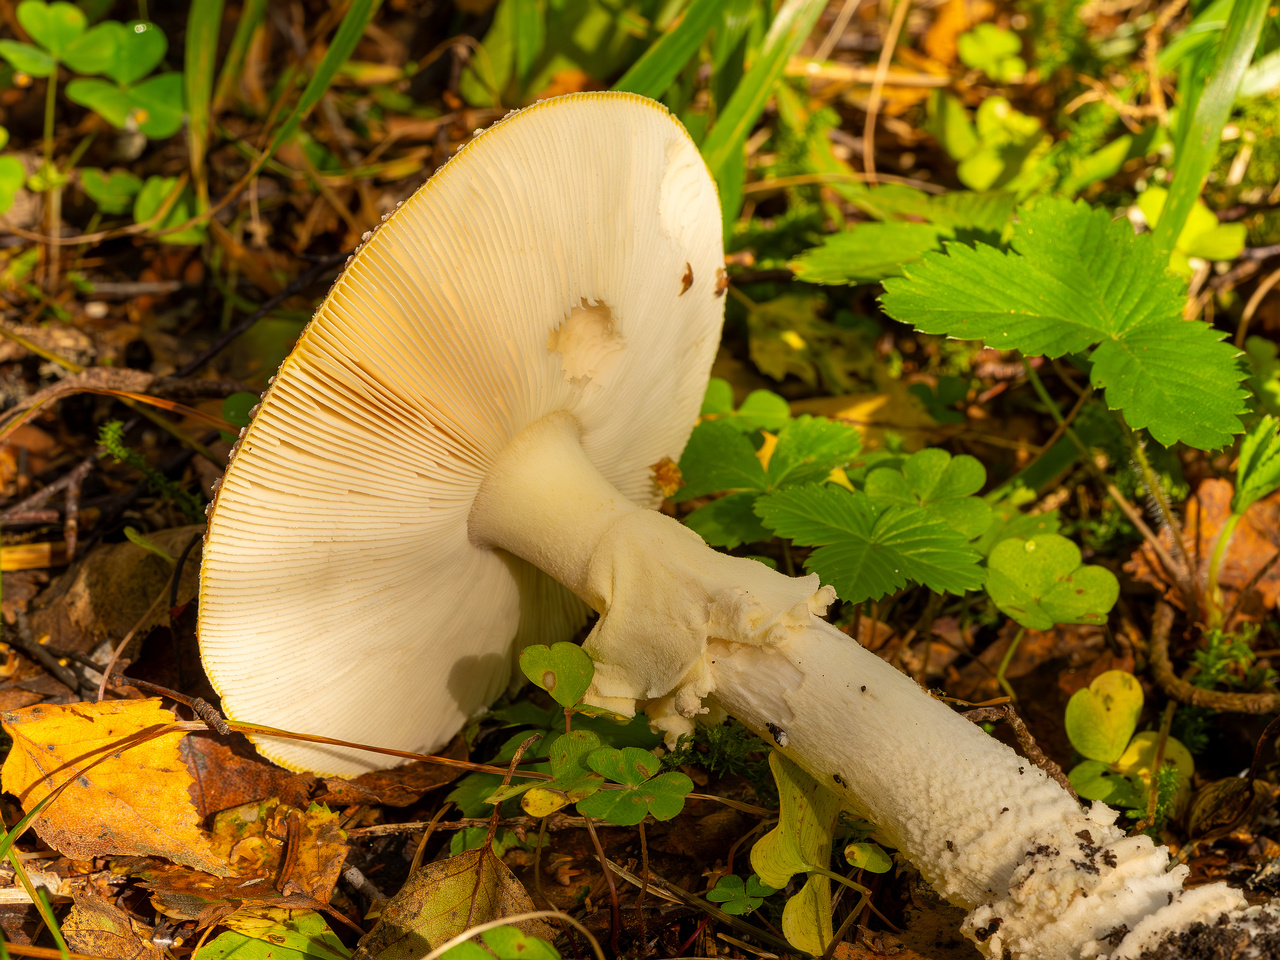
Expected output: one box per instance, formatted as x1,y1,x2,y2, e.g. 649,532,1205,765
1126,478,1280,618
211,799,347,901
354,848,552,960
181,735,315,819
63,894,164,960
29,526,202,655
2,571,49,624
1,698,228,875
922,0,994,66
0,368,156,440
790,376,951,451
317,734,467,807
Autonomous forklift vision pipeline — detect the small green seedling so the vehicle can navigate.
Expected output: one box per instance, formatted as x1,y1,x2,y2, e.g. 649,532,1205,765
957,24,1027,82
699,377,791,433
0,127,24,215
985,534,1120,631
442,926,560,960
751,753,889,954
706,874,778,915
133,176,206,244
1207,415,1280,625
927,93,1049,194
79,168,142,215
1065,670,1193,828
1138,186,1247,276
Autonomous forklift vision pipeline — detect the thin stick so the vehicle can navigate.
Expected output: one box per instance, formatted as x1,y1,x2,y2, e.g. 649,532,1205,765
583,814,622,955
814,0,863,60
861,0,912,185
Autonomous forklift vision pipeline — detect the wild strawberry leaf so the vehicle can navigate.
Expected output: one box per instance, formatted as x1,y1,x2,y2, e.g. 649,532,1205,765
675,421,767,502
880,196,1247,449
766,415,863,488
684,491,771,549
755,484,984,602
1232,415,1280,514
864,448,992,539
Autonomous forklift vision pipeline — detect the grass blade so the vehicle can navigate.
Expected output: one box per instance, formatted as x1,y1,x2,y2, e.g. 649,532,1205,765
185,0,225,209
1150,0,1268,258
613,0,723,100
264,0,377,164
699,0,827,228
211,0,267,112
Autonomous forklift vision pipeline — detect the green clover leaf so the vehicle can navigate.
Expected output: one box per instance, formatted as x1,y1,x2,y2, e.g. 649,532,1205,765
519,642,594,709
575,747,692,826
1064,670,1143,764
985,533,1119,630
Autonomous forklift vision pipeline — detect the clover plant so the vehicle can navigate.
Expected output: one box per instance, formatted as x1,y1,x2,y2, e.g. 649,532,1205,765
1065,670,1193,832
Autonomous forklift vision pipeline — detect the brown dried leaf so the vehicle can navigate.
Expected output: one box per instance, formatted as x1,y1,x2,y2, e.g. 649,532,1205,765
354,848,552,960
1,699,228,875
1126,478,1280,618
29,526,203,655
316,735,467,807
63,895,164,960
181,735,315,819
129,799,347,921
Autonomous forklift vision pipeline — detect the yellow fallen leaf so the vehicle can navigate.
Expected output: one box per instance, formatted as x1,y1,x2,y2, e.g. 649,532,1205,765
1,699,229,875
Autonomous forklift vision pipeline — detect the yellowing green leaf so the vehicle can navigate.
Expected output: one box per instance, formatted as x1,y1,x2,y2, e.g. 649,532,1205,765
1064,670,1143,764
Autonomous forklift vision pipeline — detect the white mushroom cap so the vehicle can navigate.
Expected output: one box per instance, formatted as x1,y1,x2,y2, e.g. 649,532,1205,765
198,92,725,776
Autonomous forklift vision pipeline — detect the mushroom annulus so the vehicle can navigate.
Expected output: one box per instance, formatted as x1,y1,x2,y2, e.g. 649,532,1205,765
198,92,1279,959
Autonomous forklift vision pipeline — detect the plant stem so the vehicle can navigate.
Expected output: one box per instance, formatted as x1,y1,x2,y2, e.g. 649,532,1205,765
1127,426,1192,579
1205,509,1242,629
42,71,60,293
995,626,1025,702
1020,357,1198,616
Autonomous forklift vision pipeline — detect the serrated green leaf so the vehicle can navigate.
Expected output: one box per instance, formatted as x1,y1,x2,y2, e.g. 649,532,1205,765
1232,415,1280,513
676,420,767,502
881,196,1247,449
519,642,593,708
1064,670,1143,764
985,534,1119,630
755,485,984,602
17,0,84,59
767,415,862,488
684,492,770,549
790,222,945,285
0,40,56,76
864,448,992,539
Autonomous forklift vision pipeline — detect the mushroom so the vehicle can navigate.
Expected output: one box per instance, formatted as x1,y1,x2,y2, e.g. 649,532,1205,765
199,93,1279,960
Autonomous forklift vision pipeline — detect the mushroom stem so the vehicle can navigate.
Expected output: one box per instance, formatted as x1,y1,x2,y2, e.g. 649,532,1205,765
468,412,1278,960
